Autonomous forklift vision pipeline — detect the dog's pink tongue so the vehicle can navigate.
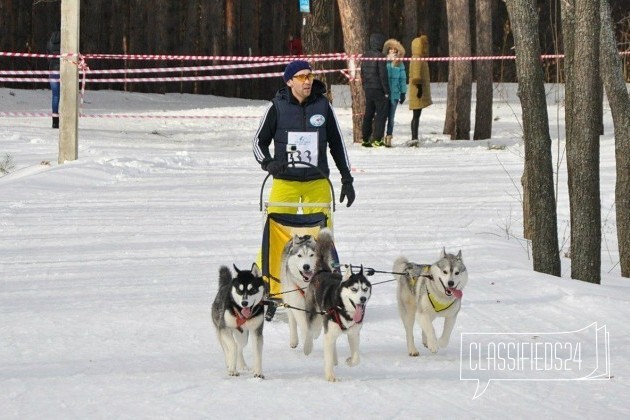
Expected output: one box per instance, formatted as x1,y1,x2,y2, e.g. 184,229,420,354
241,307,252,318
353,304,365,322
449,288,463,299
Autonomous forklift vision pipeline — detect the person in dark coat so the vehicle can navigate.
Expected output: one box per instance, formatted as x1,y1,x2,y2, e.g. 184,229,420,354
360,33,390,147
253,60,355,217
46,30,61,129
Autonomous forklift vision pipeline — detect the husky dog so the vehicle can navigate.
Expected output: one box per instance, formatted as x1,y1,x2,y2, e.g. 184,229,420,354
211,264,265,378
394,249,468,356
304,229,372,382
280,234,321,349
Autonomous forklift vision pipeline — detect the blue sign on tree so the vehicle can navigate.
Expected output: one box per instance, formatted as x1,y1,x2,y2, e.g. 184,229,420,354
299,0,310,13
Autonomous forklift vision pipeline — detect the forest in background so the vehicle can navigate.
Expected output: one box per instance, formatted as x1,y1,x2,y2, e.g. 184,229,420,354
1,0,629,99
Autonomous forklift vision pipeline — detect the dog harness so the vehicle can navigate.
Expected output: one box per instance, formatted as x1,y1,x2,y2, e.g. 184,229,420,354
427,292,456,312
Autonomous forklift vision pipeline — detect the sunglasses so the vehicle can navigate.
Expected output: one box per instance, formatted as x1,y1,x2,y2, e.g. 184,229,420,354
292,73,315,82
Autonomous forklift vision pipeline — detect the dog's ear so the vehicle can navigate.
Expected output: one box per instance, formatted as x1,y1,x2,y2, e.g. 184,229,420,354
233,264,240,274
456,250,463,260
342,264,353,280
251,263,262,277
359,265,364,275
440,247,446,258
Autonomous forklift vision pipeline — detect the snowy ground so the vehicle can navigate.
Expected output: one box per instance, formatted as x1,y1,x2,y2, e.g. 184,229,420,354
1,84,628,419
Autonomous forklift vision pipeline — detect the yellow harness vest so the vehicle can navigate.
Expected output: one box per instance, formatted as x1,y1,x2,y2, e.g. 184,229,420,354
427,292,456,312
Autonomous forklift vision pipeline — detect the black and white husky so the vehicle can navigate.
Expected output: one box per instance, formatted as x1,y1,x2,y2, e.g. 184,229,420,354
394,249,468,356
211,264,265,378
304,229,372,382
280,234,322,350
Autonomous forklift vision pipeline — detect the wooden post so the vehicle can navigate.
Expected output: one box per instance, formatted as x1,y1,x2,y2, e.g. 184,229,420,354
58,0,80,164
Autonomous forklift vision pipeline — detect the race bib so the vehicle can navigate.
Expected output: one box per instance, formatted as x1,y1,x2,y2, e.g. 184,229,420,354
287,131,318,166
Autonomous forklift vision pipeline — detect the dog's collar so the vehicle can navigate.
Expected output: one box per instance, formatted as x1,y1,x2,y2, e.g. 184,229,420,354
427,291,456,312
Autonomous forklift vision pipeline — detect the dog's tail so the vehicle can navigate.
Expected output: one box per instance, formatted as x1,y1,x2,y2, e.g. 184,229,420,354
218,265,233,287
314,228,335,273
393,256,409,281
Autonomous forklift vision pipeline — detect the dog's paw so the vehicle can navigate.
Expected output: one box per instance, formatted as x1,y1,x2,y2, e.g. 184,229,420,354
426,341,439,353
408,350,420,357
290,340,298,349
326,374,338,382
254,372,265,379
346,355,360,367
228,370,240,377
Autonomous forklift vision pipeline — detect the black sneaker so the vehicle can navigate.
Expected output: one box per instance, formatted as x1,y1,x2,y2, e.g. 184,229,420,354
361,140,373,148
264,301,277,321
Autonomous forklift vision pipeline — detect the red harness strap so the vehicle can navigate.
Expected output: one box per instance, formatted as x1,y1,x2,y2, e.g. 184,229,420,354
232,303,262,332
327,307,348,330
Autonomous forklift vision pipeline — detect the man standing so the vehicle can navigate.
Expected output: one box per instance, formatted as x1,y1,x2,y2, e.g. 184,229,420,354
360,33,390,147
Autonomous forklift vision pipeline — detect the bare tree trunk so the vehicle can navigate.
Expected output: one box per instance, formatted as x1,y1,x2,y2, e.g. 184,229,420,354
600,0,630,277
504,0,560,277
224,0,237,98
444,0,472,140
336,0,367,144
562,0,601,284
303,0,335,100
473,0,493,140
403,0,418,55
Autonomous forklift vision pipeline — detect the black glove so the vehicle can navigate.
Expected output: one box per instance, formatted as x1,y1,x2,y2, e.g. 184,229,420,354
340,180,355,208
264,160,284,176
399,93,406,104
416,83,423,98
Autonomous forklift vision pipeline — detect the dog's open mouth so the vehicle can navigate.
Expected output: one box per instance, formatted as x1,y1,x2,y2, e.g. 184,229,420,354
240,306,252,318
352,303,365,323
300,270,314,282
446,288,463,299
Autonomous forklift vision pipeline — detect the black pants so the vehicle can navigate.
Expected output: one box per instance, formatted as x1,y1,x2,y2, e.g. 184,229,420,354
411,109,423,140
362,89,389,141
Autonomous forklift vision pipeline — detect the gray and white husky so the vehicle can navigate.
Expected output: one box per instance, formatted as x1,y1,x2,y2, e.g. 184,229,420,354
211,264,265,378
280,233,322,349
394,249,468,356
304,229,372,382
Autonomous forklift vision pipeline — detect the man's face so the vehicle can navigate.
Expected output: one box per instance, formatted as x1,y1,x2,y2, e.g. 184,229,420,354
287,70,314,103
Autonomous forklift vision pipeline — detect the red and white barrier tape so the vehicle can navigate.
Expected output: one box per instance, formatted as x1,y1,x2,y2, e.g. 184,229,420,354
81,52,354,62
0,111,260,119
0,68,344,84
0,61,290,76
